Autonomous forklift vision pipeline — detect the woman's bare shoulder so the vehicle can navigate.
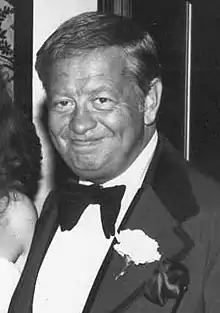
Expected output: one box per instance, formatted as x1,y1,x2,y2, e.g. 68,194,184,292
0,191,38,255
0,191,37,221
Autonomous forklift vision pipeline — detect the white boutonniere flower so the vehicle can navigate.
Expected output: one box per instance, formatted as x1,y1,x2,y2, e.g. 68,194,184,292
114,229,161,279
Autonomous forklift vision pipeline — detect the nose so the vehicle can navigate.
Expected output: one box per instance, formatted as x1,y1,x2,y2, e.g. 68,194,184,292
69,105,97,135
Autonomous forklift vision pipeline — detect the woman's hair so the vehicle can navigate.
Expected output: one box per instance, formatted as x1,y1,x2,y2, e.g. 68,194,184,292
35,11,161,96
0,73,42,201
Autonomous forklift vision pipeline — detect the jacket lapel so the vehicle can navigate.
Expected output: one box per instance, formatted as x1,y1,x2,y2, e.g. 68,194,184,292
83,135,199,313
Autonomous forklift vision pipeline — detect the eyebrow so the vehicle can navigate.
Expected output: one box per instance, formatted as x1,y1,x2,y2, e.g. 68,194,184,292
86,85,116,94
48,85,119,101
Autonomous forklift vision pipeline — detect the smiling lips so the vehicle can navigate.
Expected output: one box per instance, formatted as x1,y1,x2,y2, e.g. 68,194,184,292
70,138,103,151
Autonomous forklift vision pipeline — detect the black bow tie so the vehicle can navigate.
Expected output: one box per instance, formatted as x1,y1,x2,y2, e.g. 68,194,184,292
55,181,126,239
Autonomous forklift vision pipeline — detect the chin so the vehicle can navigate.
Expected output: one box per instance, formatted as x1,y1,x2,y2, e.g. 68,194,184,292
70,161,114,183
67,160,101,177
66,151,124,182
73,170,107,184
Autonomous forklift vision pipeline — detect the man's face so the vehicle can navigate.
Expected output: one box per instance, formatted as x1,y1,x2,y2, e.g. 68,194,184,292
47,47,156,183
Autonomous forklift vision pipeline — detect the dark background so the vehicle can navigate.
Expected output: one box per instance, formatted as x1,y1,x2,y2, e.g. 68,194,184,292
14,0,33,118
132,0,220,181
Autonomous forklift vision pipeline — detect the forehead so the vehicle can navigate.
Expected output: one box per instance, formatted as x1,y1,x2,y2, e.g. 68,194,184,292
47,47,129,92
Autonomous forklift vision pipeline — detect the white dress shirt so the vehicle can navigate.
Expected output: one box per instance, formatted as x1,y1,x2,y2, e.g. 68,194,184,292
33,131,158,313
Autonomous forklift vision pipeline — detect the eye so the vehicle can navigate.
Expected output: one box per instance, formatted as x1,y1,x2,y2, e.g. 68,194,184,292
52,99,75,112
96,97,109,104
92,97,115,110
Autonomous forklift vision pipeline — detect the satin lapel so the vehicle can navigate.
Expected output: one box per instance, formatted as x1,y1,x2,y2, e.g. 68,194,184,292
8,191,59,313
85,186,192,313
83,135,199,313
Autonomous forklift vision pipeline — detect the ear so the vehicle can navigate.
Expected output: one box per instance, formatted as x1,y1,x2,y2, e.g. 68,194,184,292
144,78,162,125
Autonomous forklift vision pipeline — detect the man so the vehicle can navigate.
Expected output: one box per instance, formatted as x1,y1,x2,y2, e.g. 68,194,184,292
9,11,220,313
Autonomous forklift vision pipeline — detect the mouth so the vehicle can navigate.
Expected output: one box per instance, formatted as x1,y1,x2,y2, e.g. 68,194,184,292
70,138,103,151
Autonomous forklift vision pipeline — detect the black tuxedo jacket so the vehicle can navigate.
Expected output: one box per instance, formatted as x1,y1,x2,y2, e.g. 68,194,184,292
9,136,220,312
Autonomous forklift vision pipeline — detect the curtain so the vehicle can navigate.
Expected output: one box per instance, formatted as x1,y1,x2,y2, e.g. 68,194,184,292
0,0,14,98
98,0,132,17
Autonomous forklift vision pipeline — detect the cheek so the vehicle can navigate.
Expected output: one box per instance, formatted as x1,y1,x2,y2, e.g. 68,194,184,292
49,113,69,138
119,112,145,151
109,107,143,138
99,110,143,155
101,106,132,131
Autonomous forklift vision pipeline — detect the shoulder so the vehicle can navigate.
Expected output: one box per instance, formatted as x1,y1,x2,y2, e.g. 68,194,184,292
185,166,220,240
183,169,220,257
0,191,38,254
188,166,220,212
0,191,37,223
